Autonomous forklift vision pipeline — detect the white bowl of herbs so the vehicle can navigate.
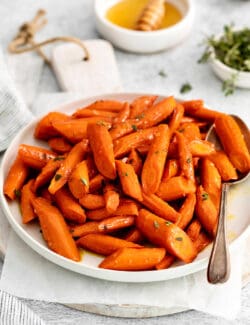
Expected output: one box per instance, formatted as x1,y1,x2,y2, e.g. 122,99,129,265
199,25,250,95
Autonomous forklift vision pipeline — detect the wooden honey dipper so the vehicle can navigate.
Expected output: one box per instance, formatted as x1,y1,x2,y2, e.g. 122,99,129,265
135,0,165,31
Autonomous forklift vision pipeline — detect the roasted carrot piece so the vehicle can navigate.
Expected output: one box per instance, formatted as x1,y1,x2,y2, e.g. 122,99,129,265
53,118,111,143
54,187,86,224
109,121,135,140
189,139,215,157
195,185,218,237
162,159,179,182
177,122,201,141
201,158,221,211
141,124,170,194
31,197,80,261
168,103,185,137
182,101,222,121
136,209,197,263
98,215,135,232
18,144,57,169
175,131,195,182
77,234,142,256
88,123,116,179
48,140,88,194
48,137,72,154
34,112,69,140
181,99,204,111
156,176,196,201
86,155,98,179
193,231,212,252
40,188,54,202
186,219,202,242
79,194,105,209
141,192,181,222
177,193,196,229
33,159,61,192
21,179,36,224
155,254,175,270
129,95,157,119
82,100,125,112
99,247,165,270
89,174,105,193
114,127,157,158
70,221,100,238
103,183,120,213
209,150,238,181
72,108,117,118
215,114,250,173
68,160,89,199
127,149,143,175
113,102,130,123
124,228,144,243
116,160,143,201
4,157,29,200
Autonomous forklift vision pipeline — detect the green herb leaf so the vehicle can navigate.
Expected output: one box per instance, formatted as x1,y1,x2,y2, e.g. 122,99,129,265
14,189,21,198
180,83,192,94
53,156,65,161
80,177,88,186
153,220,160,229
55,174,62,181
186,157,192,164
222,73,238,96
201,192,209,201
96,120,106,126
135,113,145,120
131,125,138,131
175,237,183,241
165,221,172,226
121,172,129,177
158,70,167,78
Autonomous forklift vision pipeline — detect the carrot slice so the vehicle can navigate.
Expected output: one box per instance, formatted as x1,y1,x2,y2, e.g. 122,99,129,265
209,150,238,181
136,209,197,263
155,254,175,270
177,193,196,229
82,100,125,112
177,122,201,142
98,215,135,232
79,194,105,210
193,231,212,252
162,159,179,182
129,95,157,119
168,103,185,137
189,139,215,157
70,221,100,238
127,149,143,175
72,108,117,118
31,197,80,261
99,247,165,270
103,183,120,213
141,124,170,194
186,219,202,242
113,102,130,123
124,228,144,243
48,137,72,154
68,160,89,199
4,157,29,200
21,179,36,224
33,159,61,192
89,174,105,193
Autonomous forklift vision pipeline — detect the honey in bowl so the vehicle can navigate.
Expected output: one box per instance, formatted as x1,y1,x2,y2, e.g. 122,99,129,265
106,0,182,31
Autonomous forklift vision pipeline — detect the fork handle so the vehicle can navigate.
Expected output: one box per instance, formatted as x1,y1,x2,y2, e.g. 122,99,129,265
207,183,230,284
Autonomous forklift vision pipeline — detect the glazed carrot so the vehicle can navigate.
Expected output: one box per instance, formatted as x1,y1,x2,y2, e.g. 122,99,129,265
31,197,80,261
86,155,98,179
195,185,218,237
99,247,165,270
129,95,157,119
186,219,202,242
98,215,135,232
48,137,72,154
113,102,130,123
68,160,89,199
183,101,222,121
193,231,212,252
70,221,100,238
103,183,120,213
53,118,111,143
88,123,116,179
168,103,185,137
215,114,250,173
72,108,117,118
33,159,61,192
21,180,36,224
82,100,125,112
136,209,197,263
124,228,144,243
177,122,201,142
48,140,88,194
177,193,196,229
4,157,29,200
141,192,181,222
201,158,221,211
89,174,105,192
40,188,54,202
79,194,105,209
209,150,238,181
34,112,69,140
136,145,150,155
54,187,86,224
181,99,204,111
116,160,143,201
127,149,143,175
162,159,179,182
114,127,157,158
189,139,215,157
77,234,142,256
155,254,175,270
180,116,208,128
141,124,170,194
175,131,194,182
18,144,57,169
156,176,196,201
109,121,135,140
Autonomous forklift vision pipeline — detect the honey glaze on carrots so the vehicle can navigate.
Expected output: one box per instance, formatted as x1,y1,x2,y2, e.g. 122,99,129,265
106,0,182,30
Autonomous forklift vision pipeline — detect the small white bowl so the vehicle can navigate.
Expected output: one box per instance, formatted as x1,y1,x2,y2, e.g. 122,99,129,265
94,0,195,53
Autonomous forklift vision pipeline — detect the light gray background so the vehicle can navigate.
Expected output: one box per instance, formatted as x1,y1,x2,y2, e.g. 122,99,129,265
0,0,250,324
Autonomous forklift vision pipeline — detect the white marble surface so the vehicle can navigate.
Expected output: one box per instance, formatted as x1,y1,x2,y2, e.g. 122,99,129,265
0,0,250,324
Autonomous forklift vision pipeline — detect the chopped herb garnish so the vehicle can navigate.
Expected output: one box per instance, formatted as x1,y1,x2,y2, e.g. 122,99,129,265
186,157,192,164
175,237,183,241
135,113,145,120
153,220,160,229
158,70,167,78
55,174,62,181
96,120,106,126
131,125,138,131
201,192,209,201
80,177,88,186
178,128,184,133
180,83,192,94
165,221,172,226
53,156,65,161
121,172,129,177
14,189,21,198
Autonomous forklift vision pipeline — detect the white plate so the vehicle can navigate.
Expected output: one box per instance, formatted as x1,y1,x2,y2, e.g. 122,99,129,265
0,93,249,283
